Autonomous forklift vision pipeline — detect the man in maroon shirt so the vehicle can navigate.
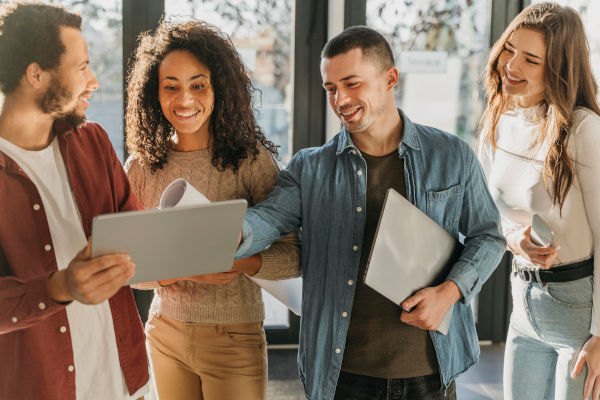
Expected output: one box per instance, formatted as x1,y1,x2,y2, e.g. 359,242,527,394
0,3,148,399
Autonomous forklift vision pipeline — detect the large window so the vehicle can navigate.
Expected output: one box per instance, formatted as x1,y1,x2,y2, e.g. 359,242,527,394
366,0,492,146
72,0,125,160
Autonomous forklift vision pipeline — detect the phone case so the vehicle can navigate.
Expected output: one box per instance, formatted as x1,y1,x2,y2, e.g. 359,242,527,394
531,214,554,247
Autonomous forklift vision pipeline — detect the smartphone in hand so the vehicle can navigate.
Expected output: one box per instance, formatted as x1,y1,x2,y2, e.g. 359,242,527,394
531,214,554,247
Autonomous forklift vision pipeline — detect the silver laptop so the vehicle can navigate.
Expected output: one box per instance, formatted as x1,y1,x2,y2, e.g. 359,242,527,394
91,200,247,285
364,188,462,334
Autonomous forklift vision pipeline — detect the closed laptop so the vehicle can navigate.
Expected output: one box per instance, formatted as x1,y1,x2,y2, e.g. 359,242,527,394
364,188,462,334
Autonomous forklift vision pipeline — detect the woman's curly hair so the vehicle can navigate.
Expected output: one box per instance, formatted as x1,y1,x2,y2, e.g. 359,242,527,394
126,19,278,172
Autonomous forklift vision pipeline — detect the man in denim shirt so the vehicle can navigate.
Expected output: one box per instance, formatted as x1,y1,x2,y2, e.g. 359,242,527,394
237,27,506,400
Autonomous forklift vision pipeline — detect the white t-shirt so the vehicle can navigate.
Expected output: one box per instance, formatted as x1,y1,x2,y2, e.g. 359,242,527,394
0,136,148,399
479,106,600,335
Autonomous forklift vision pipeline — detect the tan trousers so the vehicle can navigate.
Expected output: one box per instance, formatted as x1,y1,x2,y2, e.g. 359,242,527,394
145,314,267,400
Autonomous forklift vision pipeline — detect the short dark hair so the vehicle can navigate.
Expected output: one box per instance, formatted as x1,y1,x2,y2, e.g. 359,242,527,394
321,26,394,70
0,2,82,94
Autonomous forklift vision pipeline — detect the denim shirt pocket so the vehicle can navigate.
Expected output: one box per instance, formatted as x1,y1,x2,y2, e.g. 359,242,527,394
426,184,464,235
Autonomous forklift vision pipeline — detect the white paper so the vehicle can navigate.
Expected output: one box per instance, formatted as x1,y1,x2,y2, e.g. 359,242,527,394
160,178,302,315
250,277,302,316
159,178,210,208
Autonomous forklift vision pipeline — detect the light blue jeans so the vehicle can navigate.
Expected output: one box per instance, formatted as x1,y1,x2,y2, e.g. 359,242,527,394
504,272,593,400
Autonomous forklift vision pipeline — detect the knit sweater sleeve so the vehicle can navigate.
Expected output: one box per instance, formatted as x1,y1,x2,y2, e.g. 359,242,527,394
242,146,301,280
124,155,162,290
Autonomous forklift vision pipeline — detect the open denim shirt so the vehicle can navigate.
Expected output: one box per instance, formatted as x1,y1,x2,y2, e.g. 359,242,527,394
237,109,506,399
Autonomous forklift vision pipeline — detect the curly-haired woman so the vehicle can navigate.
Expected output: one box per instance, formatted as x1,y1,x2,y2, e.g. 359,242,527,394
124,19,299,400
478,3,600,399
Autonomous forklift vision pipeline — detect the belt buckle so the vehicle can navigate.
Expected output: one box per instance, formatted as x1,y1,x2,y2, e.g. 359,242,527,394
518,268,533,282
516,265,543,284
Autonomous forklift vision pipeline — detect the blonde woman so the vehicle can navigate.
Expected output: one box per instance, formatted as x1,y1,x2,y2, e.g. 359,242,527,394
478,3,600,399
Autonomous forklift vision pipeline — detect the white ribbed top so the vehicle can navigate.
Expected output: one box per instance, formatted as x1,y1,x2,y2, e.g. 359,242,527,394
479,107,600,334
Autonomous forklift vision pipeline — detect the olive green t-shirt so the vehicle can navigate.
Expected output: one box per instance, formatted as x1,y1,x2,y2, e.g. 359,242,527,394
340,150,438,378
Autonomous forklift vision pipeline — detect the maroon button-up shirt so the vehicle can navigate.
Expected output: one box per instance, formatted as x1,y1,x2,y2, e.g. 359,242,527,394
0,122,149,399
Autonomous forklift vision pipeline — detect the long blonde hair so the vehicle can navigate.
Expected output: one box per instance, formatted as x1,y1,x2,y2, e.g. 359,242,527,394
480,2,600,213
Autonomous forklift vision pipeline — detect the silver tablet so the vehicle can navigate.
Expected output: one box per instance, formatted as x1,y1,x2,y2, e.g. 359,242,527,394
91,200,247,284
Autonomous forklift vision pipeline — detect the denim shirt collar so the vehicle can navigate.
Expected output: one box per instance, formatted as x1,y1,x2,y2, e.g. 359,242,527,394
335,108,421,156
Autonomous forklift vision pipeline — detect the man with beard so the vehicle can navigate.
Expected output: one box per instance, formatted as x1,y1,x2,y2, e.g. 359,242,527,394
236,26,506,399
0,3,149,399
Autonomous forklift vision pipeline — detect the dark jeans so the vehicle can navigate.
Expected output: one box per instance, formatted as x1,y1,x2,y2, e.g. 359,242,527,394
334,371,456,400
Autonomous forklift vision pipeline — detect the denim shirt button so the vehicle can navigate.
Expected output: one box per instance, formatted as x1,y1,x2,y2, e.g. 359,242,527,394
335,348,341,354
356,170,363,176
350,150,356,155
341,312,348,317
352,245,358,251
347,280,354,286
356,206,362,213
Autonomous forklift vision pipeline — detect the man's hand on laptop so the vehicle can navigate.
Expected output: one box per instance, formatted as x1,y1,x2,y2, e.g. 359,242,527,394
158,254,263,286
47,241,135,305
400,280,462,331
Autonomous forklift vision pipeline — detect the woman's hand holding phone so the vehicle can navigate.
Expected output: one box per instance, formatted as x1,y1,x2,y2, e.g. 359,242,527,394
507,226,559,269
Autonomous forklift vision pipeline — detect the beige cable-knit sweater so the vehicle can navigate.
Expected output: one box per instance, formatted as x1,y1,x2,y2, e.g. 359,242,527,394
124,145,300,323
